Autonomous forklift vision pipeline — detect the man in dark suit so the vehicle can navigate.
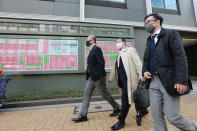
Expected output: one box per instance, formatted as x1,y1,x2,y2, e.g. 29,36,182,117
142,13,197,131
71,35,120,122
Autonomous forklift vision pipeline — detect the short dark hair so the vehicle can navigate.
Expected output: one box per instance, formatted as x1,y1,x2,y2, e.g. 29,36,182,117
144,13,163,26
118,38,126,43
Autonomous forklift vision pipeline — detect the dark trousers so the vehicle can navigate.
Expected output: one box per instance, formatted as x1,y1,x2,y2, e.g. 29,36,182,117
118,78,131,123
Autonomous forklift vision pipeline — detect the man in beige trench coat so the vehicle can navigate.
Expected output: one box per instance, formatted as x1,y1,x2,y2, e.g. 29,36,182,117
109,38,144,130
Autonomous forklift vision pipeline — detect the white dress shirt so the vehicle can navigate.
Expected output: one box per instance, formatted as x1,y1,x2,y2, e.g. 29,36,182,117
152,28,161,44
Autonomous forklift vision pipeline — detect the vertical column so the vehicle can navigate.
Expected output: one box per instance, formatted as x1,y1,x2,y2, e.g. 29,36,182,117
193,0,197,24
80,0,85,22
145,0,152,15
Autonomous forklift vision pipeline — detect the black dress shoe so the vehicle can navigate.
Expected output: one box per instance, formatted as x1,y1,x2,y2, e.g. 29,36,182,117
109,108,120,117
111,121,125,130
71,115,87,122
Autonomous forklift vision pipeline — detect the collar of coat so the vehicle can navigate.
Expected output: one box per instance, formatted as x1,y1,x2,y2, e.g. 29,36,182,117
119,47,127,53
148,28,166,40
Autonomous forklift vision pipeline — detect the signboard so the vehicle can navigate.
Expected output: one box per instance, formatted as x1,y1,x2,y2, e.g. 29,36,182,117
0,38,78,71
85,41,132,69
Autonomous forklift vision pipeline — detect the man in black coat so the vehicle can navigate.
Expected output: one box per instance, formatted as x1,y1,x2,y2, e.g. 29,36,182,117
143,13,196,131
72,35,120,122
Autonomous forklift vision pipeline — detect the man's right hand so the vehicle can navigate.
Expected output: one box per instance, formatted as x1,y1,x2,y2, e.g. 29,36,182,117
144,72,152,79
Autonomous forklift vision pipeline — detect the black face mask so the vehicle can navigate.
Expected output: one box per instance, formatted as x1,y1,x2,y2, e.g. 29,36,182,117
145,24,155,34
86,40,91,46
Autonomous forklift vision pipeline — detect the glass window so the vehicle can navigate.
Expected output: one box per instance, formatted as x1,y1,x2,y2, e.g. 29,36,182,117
165,0,177,10
151,0,164,8
86,0,127,8
151,0,178,10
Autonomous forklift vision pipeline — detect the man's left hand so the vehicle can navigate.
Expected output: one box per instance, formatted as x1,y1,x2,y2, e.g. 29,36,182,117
174,84,187,94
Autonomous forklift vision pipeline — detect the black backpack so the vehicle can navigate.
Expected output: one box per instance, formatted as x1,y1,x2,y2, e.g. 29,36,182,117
133,81,150,126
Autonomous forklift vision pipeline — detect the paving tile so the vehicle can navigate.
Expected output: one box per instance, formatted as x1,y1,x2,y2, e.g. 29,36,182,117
0,95,197,131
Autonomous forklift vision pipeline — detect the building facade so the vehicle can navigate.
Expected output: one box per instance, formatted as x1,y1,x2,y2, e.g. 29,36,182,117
0,0,196,96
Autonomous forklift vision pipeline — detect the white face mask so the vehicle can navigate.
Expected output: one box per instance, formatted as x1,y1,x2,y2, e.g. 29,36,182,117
116,42,124,50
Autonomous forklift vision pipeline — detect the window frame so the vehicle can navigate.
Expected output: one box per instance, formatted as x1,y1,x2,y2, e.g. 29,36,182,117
152,0,181,15
86,0,127,9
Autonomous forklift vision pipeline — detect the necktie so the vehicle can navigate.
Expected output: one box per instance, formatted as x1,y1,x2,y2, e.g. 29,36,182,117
149,35,157,75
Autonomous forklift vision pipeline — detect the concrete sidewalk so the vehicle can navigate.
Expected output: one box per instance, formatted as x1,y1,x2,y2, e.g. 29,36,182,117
0,95,197,131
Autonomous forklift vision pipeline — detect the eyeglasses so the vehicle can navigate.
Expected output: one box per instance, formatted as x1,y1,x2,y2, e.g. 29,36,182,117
144,19,156,25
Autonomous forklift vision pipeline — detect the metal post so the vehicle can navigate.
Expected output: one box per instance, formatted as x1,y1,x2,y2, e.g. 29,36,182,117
193,0,197,24
80,0,85,22
145,0,152,15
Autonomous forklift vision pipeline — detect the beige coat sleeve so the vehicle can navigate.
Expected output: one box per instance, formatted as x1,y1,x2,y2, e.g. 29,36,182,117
129,47,143,79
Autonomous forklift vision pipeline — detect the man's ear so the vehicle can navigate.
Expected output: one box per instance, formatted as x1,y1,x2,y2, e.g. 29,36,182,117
156,20,160,26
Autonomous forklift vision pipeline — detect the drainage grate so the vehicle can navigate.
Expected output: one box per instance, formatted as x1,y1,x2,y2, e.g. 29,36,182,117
95,106,102,109
73,104,114,114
